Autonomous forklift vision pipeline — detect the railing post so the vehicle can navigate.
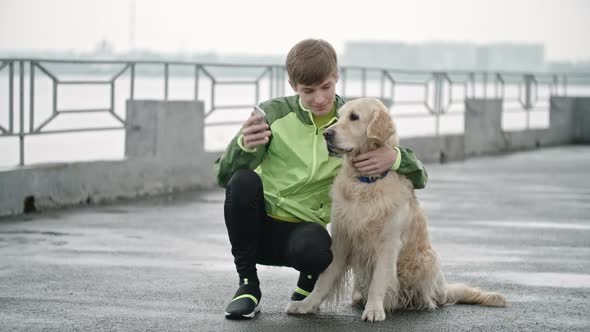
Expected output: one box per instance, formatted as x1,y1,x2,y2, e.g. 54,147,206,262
524,74,533,110
9,61,14,133
380,70,385,99
164,63,169,100
469,72,475,98
361,68,367,97
523,74,534,129
19,61,25,166
130,63,135,100
434,72,443,137
269,66,274,99
341,68,347,98
52,75,57,115
110,81,115,115
275,66,281,99
388,72,395,103
29,61,35,133
280,67,286,96
494,73,501,98
210,76,215,115
483,72,488,99
276,67,282,97
194,64,199,101
255,80,260,105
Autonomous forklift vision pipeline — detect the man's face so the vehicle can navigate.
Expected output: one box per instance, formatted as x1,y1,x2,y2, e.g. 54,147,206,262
291,75,338,117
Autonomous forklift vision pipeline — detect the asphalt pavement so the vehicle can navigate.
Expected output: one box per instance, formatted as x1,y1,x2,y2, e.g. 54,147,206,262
1,146,589,331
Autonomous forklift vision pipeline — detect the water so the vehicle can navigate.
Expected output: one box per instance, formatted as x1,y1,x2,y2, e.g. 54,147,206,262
1,70,584,168
461,271,590,288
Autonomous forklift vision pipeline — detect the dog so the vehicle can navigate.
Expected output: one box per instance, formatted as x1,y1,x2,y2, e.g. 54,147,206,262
286,98,508,322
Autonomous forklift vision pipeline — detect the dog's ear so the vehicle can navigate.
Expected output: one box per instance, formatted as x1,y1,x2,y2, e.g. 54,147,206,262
367,109,394,143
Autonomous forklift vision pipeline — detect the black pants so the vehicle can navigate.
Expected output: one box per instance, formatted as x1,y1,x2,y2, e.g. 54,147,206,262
224,169,333,281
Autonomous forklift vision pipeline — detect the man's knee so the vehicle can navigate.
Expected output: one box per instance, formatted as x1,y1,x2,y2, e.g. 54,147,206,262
227,169,261,192
225,169,263,215
288,224,333,274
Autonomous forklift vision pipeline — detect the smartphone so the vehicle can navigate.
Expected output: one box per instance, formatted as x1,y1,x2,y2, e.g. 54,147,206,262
253,105,267,123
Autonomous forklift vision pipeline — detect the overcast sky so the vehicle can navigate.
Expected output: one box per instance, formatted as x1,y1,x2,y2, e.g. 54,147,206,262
1,0,589,61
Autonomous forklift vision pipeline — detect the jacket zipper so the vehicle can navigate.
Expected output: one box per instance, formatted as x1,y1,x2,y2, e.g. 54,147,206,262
296,117,338,194
298,126,319,191
289,110,338,196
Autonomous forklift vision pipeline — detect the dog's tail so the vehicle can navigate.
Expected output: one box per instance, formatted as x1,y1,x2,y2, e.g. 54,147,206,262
444,283,508,307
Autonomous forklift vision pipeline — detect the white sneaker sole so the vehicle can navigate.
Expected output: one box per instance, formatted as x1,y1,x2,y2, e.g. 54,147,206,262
225,304,261,319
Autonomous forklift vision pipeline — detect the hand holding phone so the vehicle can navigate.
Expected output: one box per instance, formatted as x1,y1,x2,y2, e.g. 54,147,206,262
241,105,271,149
253,105,267,123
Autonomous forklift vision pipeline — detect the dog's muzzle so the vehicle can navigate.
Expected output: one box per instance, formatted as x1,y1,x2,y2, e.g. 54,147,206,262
326,143,345,157
324,129,342,157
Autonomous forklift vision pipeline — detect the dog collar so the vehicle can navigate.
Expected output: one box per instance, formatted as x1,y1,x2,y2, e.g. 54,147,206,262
357,170,390,184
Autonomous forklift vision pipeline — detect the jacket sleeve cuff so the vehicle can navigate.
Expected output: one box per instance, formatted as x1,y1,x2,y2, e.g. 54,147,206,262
391,146,402,171
237,134,257,153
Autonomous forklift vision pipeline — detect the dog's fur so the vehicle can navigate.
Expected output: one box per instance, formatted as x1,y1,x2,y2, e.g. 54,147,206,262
286,98,507,322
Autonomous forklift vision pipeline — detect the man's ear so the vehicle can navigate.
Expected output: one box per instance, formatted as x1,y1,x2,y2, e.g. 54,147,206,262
367,109,394,143
289,80,297,92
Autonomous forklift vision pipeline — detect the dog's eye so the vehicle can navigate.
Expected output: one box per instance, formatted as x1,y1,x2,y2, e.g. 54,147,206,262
349,112,359,121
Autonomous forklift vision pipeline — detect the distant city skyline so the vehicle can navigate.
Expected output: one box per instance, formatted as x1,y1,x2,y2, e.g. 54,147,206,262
1,0,589,61
4,40,589,73
343,41,549,71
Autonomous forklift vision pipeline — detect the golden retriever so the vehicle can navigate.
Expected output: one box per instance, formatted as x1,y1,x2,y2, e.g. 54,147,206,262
286,98,508,322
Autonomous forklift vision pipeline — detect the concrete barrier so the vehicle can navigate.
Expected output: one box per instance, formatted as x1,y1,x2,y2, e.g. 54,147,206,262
574,97,590,143
1,96,588,217
504,129,545,151
0,100,219,217
401,135,465,164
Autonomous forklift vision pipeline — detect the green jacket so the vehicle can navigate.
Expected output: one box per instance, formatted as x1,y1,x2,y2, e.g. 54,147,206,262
215,95,428,227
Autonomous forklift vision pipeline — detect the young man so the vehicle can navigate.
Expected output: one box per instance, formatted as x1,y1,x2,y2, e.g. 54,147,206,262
215,39,428,319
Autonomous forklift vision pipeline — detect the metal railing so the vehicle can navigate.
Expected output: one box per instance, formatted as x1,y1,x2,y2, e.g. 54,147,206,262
1,58,590,166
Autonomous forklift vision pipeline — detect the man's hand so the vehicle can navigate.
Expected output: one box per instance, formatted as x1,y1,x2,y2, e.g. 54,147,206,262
353,145,397,176
242,112,271,149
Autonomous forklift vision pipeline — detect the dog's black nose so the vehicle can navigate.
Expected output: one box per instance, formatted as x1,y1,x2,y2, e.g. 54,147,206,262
323,129,334,141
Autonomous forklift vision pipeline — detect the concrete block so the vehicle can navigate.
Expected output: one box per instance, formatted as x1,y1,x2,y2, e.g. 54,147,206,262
548,97,576,144
126,100,205,162
574,97,590,143
464,98,505,156
125,101,158,158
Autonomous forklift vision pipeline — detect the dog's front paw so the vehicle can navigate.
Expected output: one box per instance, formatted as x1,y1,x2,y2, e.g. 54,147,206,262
285,299,318,315
361,304,386,322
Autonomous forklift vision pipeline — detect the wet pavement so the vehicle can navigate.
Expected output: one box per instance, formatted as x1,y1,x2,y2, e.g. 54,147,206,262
1,146,589,331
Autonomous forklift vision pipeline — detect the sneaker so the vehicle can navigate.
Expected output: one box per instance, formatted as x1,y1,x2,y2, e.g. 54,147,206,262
224,279,261,319
290,273,316,301
290,287,310,301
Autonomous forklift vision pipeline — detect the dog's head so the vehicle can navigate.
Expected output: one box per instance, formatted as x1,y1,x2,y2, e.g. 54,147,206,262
324,98,398,157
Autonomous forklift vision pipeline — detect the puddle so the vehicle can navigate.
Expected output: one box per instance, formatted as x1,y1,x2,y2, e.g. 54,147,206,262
462,271,590,288
0,230,75,236
442,255,524,264
470,221,590,230
429,226,495,237
435,245,527,264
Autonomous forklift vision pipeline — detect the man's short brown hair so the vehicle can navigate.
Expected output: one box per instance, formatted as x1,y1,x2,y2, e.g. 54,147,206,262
286,39,338,86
